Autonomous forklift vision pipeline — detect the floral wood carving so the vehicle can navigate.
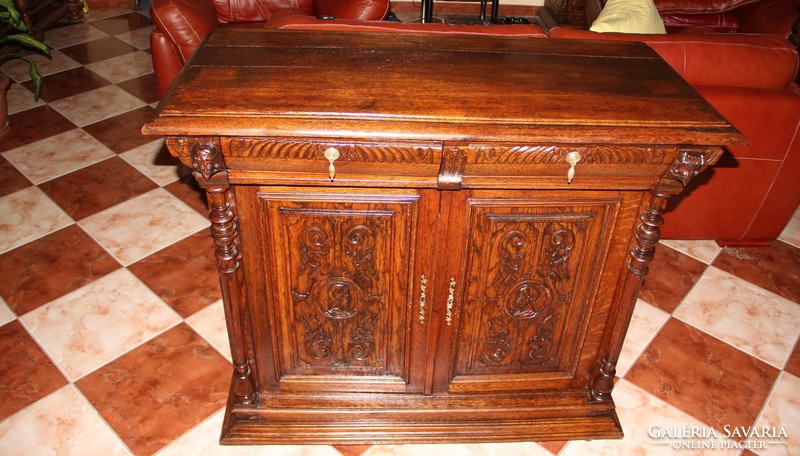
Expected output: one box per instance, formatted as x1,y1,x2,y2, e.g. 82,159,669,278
224,138,437,163
472,145,670,165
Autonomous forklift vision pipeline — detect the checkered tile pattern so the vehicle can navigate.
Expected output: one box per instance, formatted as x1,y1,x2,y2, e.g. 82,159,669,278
1,8,799,456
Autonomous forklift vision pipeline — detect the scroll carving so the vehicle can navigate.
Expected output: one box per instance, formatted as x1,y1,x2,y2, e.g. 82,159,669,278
471,219,585,372
472,145,670,165
289,217,385,369
225,138,436,163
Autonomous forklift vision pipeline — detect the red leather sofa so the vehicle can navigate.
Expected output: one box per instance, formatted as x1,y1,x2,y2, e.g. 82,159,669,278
150,0,393,96
149,0,800,246
550,0,800,246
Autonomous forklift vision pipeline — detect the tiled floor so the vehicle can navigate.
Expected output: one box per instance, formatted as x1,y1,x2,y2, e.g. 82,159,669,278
1,8,799,456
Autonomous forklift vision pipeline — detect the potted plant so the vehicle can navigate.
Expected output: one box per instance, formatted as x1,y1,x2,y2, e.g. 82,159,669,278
1,0,50,136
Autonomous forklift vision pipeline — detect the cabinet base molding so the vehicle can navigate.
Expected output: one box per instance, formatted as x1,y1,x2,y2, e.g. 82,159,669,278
221,391,623,444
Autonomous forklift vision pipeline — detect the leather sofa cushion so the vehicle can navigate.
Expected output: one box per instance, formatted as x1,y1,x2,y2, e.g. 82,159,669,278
653,0,759,13
661,12,739,32
272,16,548,37
314,0,389,21
212,0,313,24
548,28,799,90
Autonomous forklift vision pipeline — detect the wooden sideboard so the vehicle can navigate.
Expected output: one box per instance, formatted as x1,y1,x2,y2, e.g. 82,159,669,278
143,28,742,444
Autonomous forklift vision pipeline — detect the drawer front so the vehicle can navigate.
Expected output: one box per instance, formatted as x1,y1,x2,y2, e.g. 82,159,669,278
463,144,676,188
221,138,443,185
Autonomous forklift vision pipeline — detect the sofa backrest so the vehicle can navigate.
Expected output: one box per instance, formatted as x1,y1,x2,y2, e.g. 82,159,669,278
549,28,799,89
212,0,313,24
585,0,799,36
272,16,548,37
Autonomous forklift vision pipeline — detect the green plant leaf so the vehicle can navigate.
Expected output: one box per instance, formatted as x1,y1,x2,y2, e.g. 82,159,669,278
2,53,44,101
1,33,50,56
25,56,44,101
0,0,28,32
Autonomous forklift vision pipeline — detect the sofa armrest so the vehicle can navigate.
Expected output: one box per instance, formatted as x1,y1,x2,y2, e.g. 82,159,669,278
549,28,799,89
151,29,184,97
151,0,219,64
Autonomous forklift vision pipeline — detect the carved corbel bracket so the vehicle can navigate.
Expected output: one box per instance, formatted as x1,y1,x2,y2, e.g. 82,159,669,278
192,142,226,181
165,137,227,183
657,146,723,194
438,146,467,190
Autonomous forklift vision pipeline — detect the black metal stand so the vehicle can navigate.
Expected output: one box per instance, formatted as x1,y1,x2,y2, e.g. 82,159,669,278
421,0,434,23
478,0,500,24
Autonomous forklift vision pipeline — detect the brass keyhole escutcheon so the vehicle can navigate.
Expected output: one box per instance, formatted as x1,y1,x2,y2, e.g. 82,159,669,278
565,151,582,184
324,147,340,181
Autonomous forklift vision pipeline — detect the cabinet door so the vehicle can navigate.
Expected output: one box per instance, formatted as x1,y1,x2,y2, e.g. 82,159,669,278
436,190,626,393
243,187,436,394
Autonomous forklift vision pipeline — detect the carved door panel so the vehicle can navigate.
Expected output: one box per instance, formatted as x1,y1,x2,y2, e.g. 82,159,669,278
254,188,435,393
440,190,621,393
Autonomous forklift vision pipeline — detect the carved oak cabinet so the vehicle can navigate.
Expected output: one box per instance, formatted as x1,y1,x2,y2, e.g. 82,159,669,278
143,28,742,444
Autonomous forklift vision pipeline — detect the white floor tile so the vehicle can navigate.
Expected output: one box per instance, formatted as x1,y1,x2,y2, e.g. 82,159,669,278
0,187,72,254
79,188,208,265
21,268,181,380
0,385,130,455
674,267,800,368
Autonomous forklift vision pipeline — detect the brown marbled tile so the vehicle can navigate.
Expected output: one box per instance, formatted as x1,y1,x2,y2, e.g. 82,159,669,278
0,105,76,152
76,323,230,456
334,445,374,456
712,240,800,304
59,36,140,64
0,225,120,315
164,173,209,216
39,156,157,220
117,72,160,104
128,229,221,317
0,320,68,421
626,318,778,434
89,12,153,35
537,440,567,454
785,338,800,378
82,105,155,153
21,66,111,103
0,155,32,198
639,244,707,313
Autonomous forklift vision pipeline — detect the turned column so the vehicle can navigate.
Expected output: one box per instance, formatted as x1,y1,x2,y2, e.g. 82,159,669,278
171,138,259,406
590,146,723,403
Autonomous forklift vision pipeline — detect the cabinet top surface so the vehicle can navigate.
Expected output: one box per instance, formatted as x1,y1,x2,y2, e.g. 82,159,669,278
144,28,741,145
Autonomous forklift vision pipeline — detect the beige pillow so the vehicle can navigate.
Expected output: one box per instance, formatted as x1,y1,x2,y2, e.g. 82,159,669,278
590,0,667,34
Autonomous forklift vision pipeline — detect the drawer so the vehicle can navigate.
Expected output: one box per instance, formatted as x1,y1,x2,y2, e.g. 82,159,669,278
462,144,677,189
220,138,443,186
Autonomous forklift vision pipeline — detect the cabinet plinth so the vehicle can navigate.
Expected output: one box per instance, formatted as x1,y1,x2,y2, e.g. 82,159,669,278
143,28,743,444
